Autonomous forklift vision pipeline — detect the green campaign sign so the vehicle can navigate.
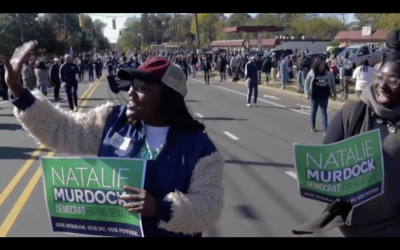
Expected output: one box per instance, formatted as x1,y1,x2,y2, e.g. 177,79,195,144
293,129,384,207
40,157,146,237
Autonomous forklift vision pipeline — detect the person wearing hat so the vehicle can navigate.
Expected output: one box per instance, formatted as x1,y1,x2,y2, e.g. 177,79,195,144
245,56,259,107
60,54,80,111
4,41,224,237
49,57,62,101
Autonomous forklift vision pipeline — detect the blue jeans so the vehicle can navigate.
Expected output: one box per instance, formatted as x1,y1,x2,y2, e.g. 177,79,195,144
297,69,308,91
310,98,328,130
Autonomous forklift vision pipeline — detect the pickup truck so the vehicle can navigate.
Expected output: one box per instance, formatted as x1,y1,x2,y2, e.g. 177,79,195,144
338,44,383,68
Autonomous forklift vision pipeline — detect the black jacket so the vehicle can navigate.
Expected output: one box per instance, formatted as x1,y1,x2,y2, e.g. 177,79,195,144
59,62,80,84
49,63,61,83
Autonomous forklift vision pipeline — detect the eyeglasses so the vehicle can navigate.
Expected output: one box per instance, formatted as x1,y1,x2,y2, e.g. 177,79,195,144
374,73,400,88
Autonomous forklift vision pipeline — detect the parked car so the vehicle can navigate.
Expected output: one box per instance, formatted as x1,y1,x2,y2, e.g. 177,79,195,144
338,44,383,67
263,49,294,60
329,47,345,55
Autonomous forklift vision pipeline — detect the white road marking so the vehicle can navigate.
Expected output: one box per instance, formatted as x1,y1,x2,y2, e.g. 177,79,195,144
285,171,297,179
0,101,7,105
223,131,239,140
194,113,204,118
296,104,332,112
263,95,280,100
192,79,310,116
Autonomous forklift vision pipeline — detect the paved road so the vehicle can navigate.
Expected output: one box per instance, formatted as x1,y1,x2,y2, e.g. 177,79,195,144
0,71,342,237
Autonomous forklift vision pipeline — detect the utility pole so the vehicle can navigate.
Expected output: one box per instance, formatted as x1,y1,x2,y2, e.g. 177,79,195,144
16,13,26,44
174,13,179,49
161,21,165,50
342,13,345,30
194,13,201,52
64,13,68,44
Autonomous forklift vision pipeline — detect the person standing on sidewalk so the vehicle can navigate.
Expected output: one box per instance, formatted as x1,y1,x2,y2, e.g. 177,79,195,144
49,58,62,101
353,59,374,98
297,51,310,93
279,55,289,89
261,55,272,84
304,56,336,133
189,52,198,77
245,57,259,107
216,55,227,82
60,54,80,111
339,52,353,99
270,53,278,82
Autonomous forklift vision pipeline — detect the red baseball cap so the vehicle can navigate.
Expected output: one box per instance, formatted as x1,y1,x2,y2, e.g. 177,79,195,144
118,57,188,97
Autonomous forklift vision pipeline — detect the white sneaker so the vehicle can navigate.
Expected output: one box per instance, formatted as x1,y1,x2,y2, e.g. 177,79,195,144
247,103,251,107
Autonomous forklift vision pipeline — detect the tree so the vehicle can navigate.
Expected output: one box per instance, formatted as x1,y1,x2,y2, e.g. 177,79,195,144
291,17,343,39
190,13,219,47
224,13,253,39
117,19,142,52
0,13,110,59
374,14,400,29
353,14,382,28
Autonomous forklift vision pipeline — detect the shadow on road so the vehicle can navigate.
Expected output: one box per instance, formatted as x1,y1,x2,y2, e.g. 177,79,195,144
186,100,202,103
0,114,15,117
0,146,51,160
0,123,23,130
225,159,293,168
235,205,260,220
199,117,248,121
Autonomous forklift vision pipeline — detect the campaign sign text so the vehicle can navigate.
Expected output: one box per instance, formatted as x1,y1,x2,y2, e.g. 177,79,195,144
293,129,384,207
40,157,146,237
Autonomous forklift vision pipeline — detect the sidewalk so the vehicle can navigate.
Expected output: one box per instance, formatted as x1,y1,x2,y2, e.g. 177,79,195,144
195,72,357,111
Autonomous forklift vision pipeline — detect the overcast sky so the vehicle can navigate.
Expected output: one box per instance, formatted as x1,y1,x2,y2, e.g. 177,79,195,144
88,13,355,43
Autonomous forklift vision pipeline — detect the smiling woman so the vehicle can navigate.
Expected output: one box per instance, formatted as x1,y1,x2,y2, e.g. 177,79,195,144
302,47,400,237
4,41,224,238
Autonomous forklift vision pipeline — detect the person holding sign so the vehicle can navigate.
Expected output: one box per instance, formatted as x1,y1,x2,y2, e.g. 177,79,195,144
4,41,224,237
296,46,400,237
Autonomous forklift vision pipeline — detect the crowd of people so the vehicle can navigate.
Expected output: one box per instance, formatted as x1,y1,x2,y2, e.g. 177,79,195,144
3,28,400,237
0,53,106,111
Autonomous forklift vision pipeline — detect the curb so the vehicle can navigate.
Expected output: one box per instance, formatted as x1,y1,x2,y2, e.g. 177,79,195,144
234,80,348,111
195,72,353,111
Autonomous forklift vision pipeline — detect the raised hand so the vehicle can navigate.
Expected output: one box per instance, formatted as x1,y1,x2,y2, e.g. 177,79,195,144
4,40,37,97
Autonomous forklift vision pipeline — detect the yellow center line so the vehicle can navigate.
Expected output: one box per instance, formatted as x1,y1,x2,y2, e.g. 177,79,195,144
0,77,103,236
0,79,100,207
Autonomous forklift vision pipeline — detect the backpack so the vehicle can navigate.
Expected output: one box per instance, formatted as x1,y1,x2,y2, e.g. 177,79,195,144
298,57,311,70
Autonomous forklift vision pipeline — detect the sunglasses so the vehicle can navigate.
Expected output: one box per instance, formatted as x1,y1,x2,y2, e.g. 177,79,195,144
374,73,400,88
